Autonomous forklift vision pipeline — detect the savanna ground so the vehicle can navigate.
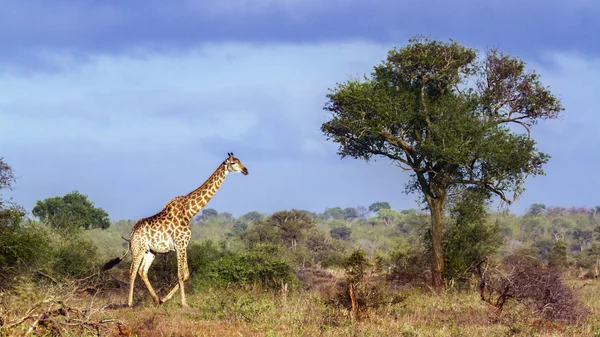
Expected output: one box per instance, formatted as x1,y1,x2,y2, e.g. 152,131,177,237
2,269,600,337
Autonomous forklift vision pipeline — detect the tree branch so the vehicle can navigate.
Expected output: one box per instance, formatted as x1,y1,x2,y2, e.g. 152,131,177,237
453,179,514,204
369,149,412,168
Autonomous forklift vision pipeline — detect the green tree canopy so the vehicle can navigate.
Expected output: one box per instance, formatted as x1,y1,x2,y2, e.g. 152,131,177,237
201,208,218,219
368,201,391,213
323,207,345,220
239,211,264,223
376,208,402,226
32,190,110,232
527,203,547,217
240,209,316,249
268,209,316,248
330,226,352,240
321,36,563,289
343,207,359,220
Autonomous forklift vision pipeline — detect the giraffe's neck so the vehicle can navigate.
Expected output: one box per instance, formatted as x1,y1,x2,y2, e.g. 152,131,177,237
179,163,229,222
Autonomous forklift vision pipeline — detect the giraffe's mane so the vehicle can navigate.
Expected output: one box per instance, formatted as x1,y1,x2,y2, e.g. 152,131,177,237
130,159,229,231
184,160,227,198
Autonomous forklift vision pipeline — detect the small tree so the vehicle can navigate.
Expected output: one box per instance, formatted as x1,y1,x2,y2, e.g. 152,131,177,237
239,211,264,223
268,209,316,249
0,159,53,286
32,190,110,233
201,208,218,219
0,157,16,208
321,36,562,289
343,207,359,220
0,157,24,226
330,226,352,240
435,187,501,282
376,208,402,227
368,202,391,213
526,203,547,217
549,239,568,270
323,207,345,220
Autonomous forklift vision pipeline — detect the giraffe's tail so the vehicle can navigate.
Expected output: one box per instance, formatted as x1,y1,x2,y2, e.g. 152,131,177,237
102,246,130,271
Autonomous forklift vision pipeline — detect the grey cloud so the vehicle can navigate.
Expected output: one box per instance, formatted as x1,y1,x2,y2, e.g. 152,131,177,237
1,0,598,71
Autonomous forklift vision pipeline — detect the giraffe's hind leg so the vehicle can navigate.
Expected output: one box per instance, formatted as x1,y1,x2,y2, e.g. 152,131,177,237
128,251,145,307
139,252,161,305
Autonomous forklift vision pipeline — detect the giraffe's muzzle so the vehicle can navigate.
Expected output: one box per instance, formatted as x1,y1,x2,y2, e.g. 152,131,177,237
242,167,249,175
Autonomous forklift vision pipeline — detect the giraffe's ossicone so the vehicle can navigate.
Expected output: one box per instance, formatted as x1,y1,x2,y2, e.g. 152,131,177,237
103,152,249,307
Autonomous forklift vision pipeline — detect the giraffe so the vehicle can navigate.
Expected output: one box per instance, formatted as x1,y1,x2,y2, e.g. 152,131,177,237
103,152,248,307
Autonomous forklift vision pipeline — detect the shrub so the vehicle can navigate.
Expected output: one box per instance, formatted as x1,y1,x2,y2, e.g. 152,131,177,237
343,249,371,284
323,249,405,320
0,219,52,287
478,250,587,322
424,187,501,284
330,226,352,240
202,243,295,290
548,239,568,269
187,240,223,276
51,235,100,278
387,239,429,285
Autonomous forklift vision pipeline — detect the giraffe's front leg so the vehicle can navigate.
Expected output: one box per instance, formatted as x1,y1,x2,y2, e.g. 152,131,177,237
160,248,190,307
178,252,191,307
160,284,179,304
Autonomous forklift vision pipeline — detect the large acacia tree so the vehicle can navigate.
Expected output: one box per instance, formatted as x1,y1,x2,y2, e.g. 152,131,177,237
321,37,563,290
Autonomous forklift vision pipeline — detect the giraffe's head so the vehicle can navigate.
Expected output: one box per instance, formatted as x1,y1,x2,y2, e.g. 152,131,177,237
224,152,249,175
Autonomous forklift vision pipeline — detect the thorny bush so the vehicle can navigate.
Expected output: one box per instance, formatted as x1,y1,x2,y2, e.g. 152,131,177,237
478,249,588,322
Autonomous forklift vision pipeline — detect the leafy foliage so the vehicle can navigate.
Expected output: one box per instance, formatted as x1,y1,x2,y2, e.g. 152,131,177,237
343,249,372,285
321,36,563,288
32,190,110,233
0,157,16,210
330,226,352,240
368,202,391,213
200,208,218,219
203,243,295,289
242,209,316,249
0,220,52,287
438,187,501,283
51,236,100,278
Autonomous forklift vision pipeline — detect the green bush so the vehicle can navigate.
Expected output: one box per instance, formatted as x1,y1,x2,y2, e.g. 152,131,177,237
330,226,352,240
51,235,100,278
548,239,568,269
0,219,52,287
387,239,429,285
343,249,371,284
424,187,501,284
187,240,224,277
202,243,295,289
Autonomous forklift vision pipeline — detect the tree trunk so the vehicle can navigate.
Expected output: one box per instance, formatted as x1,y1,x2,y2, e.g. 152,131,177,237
428,197,444,291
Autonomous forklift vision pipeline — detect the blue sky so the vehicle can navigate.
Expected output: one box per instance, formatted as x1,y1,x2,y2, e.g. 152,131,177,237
1,0,599,220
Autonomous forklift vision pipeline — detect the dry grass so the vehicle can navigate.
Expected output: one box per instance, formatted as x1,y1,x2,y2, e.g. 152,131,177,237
3,277,600,336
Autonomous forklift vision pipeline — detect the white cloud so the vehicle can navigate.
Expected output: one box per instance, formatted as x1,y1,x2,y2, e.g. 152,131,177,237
0,41,389,151
3,41,598,217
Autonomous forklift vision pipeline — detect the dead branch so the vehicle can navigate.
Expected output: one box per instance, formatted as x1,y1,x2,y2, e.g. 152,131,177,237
2,297,126,336
35,270,59,285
